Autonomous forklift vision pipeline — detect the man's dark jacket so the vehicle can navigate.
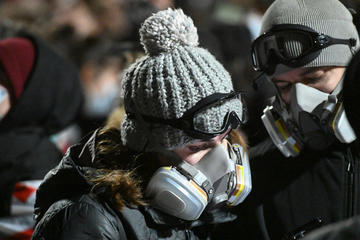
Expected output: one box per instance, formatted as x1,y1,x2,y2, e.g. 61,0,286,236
31,132,237,240
223,137,360,240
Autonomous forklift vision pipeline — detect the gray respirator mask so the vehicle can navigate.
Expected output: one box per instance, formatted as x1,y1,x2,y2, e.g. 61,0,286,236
145,141,252,220
262,79,356,157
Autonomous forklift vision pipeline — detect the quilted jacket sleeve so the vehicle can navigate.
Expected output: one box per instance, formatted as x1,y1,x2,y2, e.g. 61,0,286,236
31,195,127,240
58,201,127,240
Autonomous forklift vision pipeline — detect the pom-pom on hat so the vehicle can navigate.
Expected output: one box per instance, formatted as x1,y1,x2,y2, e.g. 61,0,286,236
260,0,359,69
120,8,243,151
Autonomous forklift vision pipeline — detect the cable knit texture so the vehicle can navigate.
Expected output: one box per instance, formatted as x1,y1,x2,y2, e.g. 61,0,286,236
120,8,243,151
261,0,359,68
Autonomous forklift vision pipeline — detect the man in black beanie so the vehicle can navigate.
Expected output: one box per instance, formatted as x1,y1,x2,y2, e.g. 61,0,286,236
220,0,360,239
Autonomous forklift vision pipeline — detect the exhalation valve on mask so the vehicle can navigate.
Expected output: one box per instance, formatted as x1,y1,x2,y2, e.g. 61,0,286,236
145,142,252,221
262,81,356,157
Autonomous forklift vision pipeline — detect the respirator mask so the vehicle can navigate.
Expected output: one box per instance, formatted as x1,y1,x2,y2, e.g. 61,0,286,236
251,24,357,157
129,91,250,220
145,141,252,221
261,79,356,157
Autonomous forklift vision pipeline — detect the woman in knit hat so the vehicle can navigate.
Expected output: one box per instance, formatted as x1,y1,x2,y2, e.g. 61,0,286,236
31,8,251,240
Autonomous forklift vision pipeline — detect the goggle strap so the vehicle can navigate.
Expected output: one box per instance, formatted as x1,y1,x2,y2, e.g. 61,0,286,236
182,92,241,117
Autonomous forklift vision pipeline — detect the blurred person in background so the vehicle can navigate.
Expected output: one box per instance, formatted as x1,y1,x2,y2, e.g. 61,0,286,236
31,9,252,240
232,0,275,40
226,0,360,239
78,41,143,137
0,30,82,239
46,0,170,65
46,0,131,65
0,0,51,37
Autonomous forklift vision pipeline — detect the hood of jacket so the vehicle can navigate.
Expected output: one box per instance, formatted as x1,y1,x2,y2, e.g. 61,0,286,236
33,130,98,223
0,32,83,134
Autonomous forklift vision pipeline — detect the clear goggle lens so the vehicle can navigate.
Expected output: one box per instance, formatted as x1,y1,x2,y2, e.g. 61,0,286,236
192,95,244,134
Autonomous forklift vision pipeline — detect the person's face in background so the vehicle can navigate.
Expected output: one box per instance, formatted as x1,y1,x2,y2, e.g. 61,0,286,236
173,131,229,165
52,0,101,40
91,0,131,40
81,59,123,118
272,66,345,105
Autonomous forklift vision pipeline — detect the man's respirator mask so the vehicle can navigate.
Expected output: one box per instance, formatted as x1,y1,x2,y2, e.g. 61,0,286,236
145,141,252,220
251,24,357,157
262,80,356,157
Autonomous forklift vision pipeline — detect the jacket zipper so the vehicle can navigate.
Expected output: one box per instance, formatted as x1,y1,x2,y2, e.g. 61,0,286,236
345,147,355,218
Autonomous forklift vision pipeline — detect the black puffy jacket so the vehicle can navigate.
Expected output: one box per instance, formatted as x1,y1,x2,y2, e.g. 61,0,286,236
31,131,237,240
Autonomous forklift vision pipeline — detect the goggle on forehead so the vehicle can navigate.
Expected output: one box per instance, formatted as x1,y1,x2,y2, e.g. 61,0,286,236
127,91,246,140
251,24,357,75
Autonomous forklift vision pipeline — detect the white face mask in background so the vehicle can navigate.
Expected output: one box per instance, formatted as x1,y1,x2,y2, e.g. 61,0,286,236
83,66,123,118
0,85,10,121
83,79,121,118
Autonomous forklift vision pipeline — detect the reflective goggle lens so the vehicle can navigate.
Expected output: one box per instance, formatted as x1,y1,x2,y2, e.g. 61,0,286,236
276,31,313,59
252,31,313,72
192,95,244,134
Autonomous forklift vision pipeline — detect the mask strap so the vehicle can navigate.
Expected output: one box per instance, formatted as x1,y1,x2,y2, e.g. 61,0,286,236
252,72,265,90
321,76,344,122
349,38,357,56
268,75,291,120
331,75,344,96
177,161,214,199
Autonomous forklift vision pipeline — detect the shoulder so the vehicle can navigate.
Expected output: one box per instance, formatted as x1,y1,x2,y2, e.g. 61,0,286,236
32,194,127,240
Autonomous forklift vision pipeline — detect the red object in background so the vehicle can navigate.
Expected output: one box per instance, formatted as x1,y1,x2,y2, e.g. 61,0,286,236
3,228,33,240
13,182,36,203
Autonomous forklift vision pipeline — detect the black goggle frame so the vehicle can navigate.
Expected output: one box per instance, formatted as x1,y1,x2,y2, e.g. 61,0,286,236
127,91,246,140
251,24,357,75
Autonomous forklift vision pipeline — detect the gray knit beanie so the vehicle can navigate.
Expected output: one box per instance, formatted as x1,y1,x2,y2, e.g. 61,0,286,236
120,8,242,151
261,0,359,69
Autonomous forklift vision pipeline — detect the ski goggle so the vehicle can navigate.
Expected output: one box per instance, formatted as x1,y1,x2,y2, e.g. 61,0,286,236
251,24,357,75
127,91,246,140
